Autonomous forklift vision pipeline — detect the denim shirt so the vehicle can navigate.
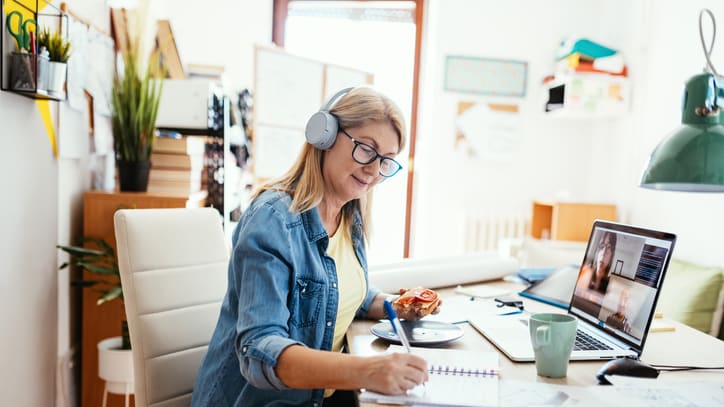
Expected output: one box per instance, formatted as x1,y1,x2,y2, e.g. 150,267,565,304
191,189,381,407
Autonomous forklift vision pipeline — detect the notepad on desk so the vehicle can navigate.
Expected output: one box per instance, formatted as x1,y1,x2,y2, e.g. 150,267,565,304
360,346,499,406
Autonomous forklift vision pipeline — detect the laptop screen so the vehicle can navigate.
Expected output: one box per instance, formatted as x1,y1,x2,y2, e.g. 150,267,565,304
569,221,676,350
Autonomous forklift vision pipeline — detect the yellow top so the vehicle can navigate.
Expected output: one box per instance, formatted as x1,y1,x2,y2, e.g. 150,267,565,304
324,221,366,398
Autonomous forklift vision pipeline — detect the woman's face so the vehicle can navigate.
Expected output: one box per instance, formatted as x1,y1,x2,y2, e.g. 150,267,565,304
595,234,614,272
322,120,399,205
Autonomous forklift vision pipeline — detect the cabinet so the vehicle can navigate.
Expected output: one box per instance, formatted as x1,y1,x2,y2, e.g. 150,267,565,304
530,201,616,242
81,190,205,407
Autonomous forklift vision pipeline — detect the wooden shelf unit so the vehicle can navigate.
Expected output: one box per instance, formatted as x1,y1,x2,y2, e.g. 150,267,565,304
81,190,206,407
531,201,617,242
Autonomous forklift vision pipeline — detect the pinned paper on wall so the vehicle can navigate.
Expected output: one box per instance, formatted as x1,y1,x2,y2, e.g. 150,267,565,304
455,101,521,162
67,17,89,111
85,27,115,116
445,56,528,97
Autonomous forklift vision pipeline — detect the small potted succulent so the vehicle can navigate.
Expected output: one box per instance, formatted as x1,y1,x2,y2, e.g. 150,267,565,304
38,27,70,97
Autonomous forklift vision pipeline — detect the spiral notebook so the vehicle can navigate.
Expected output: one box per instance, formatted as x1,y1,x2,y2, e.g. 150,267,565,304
360,346,499,407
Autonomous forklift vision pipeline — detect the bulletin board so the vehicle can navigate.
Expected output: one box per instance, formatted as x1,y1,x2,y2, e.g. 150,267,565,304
253,45,372,180
444,55,527,97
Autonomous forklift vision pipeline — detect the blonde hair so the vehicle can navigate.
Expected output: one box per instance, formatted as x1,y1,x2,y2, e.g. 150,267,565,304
253,87,407,241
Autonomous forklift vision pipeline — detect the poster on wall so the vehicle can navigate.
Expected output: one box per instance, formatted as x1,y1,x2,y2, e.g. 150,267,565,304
444,55,527,97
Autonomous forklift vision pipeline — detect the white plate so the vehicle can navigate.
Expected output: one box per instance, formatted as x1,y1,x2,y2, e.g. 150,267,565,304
370,320,465,346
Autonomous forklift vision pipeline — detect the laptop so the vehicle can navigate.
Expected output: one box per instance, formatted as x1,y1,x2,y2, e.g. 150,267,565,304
469,220,676,362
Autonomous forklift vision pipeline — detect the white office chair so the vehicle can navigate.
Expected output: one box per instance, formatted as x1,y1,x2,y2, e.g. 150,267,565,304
114,208,229,407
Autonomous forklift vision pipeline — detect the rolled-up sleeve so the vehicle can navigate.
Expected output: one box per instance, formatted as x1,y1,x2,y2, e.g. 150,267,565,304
238,335,304,390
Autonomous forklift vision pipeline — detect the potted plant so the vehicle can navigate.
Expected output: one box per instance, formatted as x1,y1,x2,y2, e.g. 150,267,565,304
58,238,135,395
39,28,70,98
57,238,129,349
111,44,164,192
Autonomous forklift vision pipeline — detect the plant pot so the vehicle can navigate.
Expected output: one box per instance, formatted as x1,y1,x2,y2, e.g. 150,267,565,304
97,337,134,395
117,160,151,192
47,61,67,98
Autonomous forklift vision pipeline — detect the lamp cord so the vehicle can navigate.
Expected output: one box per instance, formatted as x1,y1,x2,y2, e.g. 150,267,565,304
699,8,719,75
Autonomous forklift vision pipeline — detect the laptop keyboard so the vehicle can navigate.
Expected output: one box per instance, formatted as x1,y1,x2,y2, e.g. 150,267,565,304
574,330,613,351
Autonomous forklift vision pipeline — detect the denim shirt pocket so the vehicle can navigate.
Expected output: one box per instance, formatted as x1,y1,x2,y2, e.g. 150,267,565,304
291,278,324,327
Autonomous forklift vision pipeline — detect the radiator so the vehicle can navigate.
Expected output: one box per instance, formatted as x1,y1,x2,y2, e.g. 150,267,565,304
464,213,529,252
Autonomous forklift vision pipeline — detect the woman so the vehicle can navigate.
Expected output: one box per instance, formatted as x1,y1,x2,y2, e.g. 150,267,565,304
587,231,617,293
191,87,438,406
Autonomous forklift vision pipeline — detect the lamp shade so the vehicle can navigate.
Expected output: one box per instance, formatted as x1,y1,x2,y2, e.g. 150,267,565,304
640,73,724,192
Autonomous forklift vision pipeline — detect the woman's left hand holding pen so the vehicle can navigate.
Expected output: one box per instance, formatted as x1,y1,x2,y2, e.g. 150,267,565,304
357,352,429,395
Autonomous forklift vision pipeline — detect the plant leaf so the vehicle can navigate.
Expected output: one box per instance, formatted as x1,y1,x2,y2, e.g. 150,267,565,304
97,286,123,305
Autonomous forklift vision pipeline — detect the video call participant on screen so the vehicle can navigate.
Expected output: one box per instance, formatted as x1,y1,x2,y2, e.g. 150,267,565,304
190,87,441,407
586,231,617,293
605,288,632,333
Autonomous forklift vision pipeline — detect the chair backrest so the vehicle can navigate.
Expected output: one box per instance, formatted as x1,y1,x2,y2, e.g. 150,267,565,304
114,208,229,407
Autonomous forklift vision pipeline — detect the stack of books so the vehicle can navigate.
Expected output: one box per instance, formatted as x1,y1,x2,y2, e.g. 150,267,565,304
148,135,207,196
544,37,629,114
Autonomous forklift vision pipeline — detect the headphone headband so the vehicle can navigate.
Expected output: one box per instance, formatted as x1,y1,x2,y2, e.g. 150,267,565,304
322,87,354,112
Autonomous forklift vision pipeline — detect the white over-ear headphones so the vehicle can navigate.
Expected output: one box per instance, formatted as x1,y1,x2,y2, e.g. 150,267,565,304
305,87,354,149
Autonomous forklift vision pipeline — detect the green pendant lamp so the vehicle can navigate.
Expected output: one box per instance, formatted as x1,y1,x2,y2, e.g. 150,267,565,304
640,9,724,192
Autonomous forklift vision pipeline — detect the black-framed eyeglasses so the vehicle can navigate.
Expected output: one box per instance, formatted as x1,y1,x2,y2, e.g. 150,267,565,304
339,127,403,178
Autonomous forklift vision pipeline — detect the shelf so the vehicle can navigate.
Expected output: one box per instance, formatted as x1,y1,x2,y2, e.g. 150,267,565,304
531,201,617,242
543,73,629,118
1,0,68,101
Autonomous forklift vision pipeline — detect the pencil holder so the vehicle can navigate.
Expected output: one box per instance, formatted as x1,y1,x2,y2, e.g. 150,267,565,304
9,52,37,91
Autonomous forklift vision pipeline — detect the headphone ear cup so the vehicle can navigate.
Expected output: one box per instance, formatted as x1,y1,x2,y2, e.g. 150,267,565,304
305,111,339,150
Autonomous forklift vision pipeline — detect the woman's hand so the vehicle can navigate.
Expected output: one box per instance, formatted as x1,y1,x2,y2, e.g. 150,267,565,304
392,288,443,321
360,352,429,395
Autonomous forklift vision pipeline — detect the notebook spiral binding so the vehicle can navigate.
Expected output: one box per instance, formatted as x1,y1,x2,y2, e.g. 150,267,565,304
429,365,499,377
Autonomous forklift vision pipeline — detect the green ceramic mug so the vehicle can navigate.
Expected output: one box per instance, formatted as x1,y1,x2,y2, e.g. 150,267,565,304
529,313,577,378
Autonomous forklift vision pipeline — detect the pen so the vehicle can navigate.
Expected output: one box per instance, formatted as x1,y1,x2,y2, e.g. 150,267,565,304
384,300,426,390
384,299,412,352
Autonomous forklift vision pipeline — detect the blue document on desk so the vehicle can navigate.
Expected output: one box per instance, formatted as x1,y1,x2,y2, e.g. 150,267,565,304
359,346,499,406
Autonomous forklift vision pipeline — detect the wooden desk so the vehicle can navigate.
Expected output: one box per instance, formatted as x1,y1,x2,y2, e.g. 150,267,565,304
347,280,724,405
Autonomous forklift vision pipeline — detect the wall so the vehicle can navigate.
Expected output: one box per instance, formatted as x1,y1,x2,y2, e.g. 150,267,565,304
412,0,637,257
152,0,274,91
412,0,724,268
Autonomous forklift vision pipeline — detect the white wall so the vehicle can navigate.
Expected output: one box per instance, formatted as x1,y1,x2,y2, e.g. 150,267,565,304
413,0,636,257
412,0,724,268
0,0,102,402
152,0,274,91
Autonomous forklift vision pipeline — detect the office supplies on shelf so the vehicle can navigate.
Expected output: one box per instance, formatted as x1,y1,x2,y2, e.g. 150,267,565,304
360,346,499,406
6,11,36,51
384,300,412,352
